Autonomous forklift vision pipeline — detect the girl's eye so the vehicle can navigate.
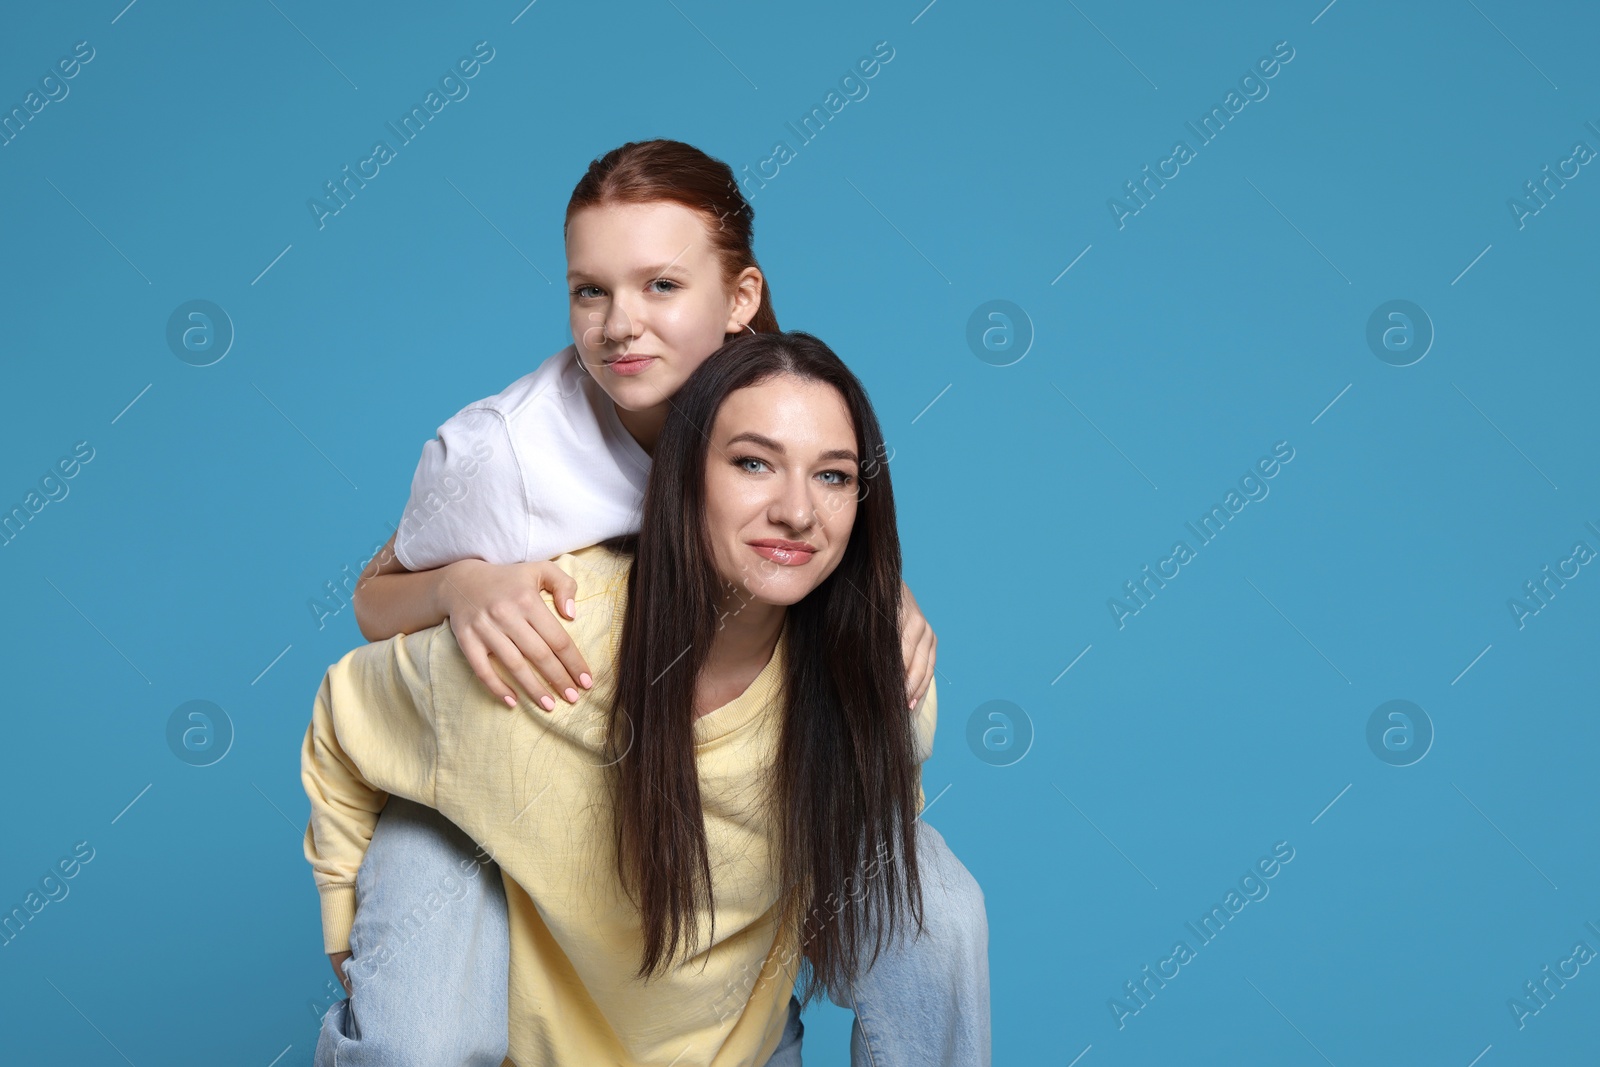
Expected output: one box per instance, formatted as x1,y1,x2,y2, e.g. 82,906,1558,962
650,279,680,294
733,455,769,474
818,470,855,487
571,285,603,299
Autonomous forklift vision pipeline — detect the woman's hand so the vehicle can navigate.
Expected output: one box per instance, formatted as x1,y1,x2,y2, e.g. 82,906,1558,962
329,950,352,994
436,558,594,711
899,581,937,709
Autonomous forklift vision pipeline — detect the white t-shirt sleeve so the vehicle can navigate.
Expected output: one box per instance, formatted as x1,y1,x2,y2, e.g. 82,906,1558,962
393,405,528,571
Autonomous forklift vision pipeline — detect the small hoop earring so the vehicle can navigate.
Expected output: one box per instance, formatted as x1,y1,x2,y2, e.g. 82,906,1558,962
740,322,756,336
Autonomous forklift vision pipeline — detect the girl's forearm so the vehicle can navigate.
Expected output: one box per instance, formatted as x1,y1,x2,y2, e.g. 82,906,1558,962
352,564,453,641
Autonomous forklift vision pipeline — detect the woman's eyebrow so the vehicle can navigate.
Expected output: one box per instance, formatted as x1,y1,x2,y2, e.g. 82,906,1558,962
726,431,858,464
727,431,782,452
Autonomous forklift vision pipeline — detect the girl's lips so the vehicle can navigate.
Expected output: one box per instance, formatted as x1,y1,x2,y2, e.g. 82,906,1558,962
606,355,656,377
749,543,815,566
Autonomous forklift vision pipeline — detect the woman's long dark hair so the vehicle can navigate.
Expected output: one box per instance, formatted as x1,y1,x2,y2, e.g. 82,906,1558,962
604,330,924,1001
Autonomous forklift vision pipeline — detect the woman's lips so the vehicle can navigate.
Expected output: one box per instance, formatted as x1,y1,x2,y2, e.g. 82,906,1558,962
606,355,656,377
748,541,816,566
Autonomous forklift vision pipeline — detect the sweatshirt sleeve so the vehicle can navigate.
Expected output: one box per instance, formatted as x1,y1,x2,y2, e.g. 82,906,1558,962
392,405,528,571
301,627,442,953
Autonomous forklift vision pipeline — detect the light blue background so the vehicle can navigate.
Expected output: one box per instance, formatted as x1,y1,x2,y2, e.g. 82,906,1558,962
2,1,1597,1063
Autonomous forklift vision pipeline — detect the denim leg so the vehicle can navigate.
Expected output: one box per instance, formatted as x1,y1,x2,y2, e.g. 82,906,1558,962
831,820,991,1067
315,797,509,1067
761,996,805,1067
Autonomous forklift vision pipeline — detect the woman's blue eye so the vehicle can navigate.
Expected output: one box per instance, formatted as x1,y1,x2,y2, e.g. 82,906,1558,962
736,456,768,473
650,279,680,293
572,285,602,299
819,470,854,486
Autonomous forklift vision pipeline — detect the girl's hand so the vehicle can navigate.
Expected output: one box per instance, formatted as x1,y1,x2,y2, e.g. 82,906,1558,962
899,581,937,710
436,558,593,711
329,951,352,994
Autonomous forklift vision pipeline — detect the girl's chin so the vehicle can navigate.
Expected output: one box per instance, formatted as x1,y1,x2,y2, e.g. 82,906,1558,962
607,368,687,400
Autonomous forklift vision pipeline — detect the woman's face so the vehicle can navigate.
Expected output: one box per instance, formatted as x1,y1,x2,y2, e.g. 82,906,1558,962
703,374,861,607
566,200,761,415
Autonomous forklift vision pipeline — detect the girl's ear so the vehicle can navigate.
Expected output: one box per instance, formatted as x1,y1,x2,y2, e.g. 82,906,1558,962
726,266,763,332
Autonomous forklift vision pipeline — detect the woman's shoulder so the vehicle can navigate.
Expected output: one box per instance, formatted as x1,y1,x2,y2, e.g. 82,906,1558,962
554,542,634,602
542,544,633,666
560,547,633,579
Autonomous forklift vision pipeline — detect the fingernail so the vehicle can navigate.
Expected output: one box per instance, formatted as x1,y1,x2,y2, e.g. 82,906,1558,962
579,673,593,689
565,598,576,618
504,694,517,707
539,695,555,712
564,687,579,703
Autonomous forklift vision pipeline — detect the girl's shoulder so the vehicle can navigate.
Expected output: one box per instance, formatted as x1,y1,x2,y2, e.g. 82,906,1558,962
454,345,591,424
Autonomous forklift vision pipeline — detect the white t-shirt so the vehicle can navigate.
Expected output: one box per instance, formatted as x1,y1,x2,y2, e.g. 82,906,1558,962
392,346,652,571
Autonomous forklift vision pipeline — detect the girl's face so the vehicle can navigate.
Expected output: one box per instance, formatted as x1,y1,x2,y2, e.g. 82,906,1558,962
701,374,860,608
566,200,762,421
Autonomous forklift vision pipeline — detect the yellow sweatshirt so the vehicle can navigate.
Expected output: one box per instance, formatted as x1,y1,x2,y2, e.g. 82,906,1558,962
301,544,938,1067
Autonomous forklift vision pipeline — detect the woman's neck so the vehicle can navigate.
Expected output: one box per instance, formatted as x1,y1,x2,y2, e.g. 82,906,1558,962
695,592,786,717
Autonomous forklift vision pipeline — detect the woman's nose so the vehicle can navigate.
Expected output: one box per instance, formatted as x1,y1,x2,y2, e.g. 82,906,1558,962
769,475,817,532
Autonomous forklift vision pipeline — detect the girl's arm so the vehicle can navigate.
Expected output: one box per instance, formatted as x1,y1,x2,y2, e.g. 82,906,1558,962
911,674,939,813
353,531,593,712
900,581,937,710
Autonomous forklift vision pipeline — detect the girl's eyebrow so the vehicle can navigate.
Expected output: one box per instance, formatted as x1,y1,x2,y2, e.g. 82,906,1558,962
565,261,695,281
637,261,693,277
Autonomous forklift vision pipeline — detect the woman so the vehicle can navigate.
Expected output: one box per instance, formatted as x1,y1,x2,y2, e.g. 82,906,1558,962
303,332,986,1064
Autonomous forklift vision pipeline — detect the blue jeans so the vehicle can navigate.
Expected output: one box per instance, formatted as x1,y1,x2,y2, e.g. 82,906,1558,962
316,798,989,1066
